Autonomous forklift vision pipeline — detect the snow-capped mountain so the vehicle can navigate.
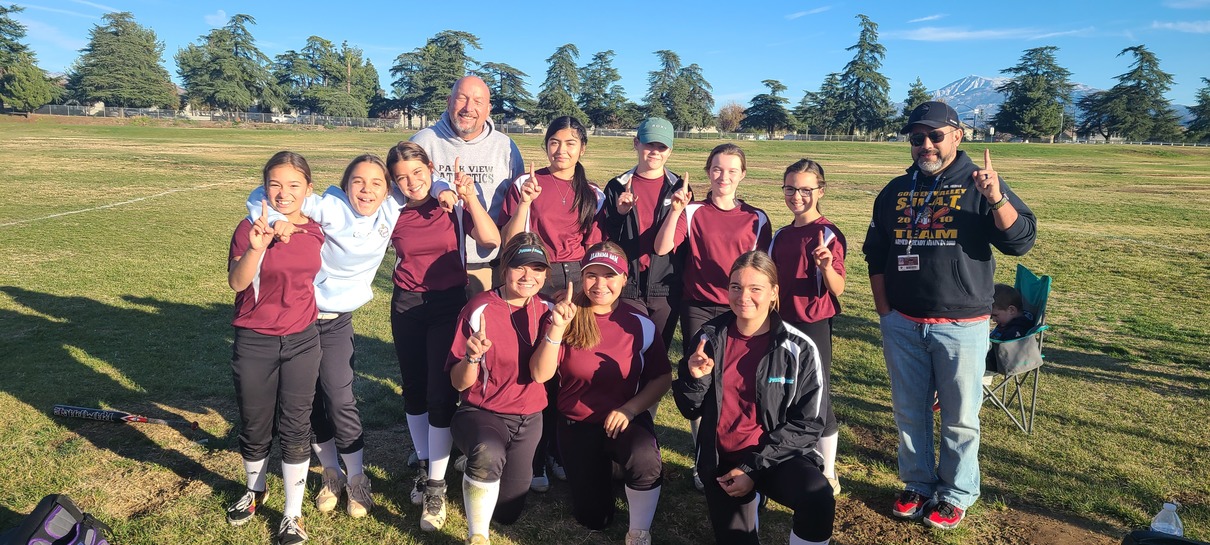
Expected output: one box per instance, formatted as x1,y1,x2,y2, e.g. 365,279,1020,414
924,75,1193,127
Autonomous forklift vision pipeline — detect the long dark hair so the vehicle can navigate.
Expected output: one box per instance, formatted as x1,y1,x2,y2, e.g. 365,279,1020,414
262,151,312,187
545,116,596,233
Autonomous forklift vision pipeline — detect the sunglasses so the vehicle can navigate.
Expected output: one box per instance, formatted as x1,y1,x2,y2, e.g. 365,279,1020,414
908,128,956,146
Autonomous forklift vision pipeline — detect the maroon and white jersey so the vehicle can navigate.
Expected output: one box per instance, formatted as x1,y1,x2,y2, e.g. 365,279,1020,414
671,201,772,304
229,218,324,336
717,327,770,459
390,198,473,292
554,309,671,424
769,217,847,324
447,290,553,415
629,172,667,272
499,168,605,263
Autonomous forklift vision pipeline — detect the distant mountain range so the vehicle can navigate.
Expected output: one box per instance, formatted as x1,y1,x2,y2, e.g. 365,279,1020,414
926,75,1194,127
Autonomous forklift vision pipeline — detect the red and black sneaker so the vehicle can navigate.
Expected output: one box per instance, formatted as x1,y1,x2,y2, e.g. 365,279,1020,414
891,489,931,519
924,500,966,530
226,488,265,526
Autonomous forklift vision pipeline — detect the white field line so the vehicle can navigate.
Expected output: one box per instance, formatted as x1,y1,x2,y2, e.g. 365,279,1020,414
0,179,249,228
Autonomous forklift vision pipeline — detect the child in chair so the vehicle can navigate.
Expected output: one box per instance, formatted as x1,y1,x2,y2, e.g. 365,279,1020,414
990,284,1035,341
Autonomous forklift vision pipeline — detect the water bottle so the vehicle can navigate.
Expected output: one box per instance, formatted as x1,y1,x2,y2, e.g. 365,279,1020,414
1150,501,1184,536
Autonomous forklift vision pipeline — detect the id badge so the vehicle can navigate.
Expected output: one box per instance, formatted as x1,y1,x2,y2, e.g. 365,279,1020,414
897,254,920,272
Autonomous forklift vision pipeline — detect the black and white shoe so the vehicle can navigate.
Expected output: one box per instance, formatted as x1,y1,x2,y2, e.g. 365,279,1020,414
276,515,308,544
225,489,265,526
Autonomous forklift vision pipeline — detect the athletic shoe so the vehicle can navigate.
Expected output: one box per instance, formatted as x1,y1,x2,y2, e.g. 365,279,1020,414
314,467,345,513
466,535,490,545
625,529,652,545
692,467,704,492
453,454,468,473
345,473,373,518
277,515,308,545
891,489,932,519
530,470,550,493
547,456,567,481
924,500,966,530
419,480,448,532
226,488,265,526
827,476,842,496
410,460,429,505
407,451,420,469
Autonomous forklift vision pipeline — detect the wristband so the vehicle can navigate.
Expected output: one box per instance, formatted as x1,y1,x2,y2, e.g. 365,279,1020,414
466,355,482,364
990,194,1010,211
543,335,562,346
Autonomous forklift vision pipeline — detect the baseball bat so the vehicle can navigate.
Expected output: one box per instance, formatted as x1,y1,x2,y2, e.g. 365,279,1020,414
52,405,199,430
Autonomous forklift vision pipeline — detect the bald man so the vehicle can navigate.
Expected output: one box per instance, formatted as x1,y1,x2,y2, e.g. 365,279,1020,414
411,76,525,294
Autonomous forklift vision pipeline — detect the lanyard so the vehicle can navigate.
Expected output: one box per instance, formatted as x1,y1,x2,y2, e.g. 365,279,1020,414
905,170,943,254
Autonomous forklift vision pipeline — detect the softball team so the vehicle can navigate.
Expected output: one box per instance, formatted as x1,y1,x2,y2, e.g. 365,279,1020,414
223,138,843,545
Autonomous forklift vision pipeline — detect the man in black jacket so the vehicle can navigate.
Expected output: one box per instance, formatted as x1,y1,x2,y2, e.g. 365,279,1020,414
863,101,1037,530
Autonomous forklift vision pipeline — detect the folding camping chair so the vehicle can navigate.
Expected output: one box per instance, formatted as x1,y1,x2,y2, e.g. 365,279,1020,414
982,264,1052,434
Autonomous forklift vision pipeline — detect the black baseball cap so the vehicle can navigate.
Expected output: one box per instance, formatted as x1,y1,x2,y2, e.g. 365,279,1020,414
900,101,960,134
507,244,550,269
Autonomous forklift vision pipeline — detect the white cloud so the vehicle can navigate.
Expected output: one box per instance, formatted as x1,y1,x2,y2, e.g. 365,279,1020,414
19,18,88,52
15,4,97,19
1162,0,1210,8
67,0,119,12
786,7,830,20
1151,20,1210,33
204,9,228,27
908,14,945,23
887,26,1095,41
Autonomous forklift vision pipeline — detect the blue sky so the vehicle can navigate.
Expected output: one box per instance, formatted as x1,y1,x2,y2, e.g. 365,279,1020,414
13,0,1210,109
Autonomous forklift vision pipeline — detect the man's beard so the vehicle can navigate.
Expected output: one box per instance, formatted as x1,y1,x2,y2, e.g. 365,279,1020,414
917,157,944,175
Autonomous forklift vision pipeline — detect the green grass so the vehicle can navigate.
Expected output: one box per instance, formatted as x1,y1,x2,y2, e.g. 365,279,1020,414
0,116,1207,544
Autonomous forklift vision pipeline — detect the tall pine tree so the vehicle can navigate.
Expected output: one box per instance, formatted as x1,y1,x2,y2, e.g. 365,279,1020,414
176,14,284,116
0,5,58,112
476,62,533,123
740,79,795,138
68,12,180,109
992,46,1074,142
535,43,586,124
1187,77,1210,143
836,14,893,136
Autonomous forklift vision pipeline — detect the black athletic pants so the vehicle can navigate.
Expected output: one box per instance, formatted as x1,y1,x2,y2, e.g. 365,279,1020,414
230,324,321,464
311,312,365,453
790,318,838,436
390,286,465,428
557,412,663,530
451,406,543,524
703,456,835,543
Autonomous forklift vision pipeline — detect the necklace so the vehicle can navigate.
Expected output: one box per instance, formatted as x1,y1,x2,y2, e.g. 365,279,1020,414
551,176,572,205
498,289,537,346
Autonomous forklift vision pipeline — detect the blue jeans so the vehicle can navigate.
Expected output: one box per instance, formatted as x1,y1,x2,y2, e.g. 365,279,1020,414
880,311,988,509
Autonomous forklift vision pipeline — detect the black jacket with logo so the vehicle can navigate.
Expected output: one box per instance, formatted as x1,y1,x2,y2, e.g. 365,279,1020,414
863,150,1037,319
602,168,684,299
672,311,826,478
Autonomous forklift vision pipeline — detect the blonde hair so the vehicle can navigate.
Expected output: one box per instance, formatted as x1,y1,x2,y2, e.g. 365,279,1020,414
563,241,627,349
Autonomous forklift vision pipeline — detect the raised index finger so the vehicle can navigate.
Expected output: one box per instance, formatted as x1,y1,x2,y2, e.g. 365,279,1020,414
984,148,992,171
478,312,486,338
260,200,268,220
696,336,707,355
565,280,574,303
454,156,462,174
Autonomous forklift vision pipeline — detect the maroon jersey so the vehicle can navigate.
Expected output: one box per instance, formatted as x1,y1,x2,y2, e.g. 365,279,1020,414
229,218,324,336
555,309,670,423
769,217,847,324
671,201,773,304
629,172,667,271
717,327,770,459
499,168,605,263
447,290,553,415
390,198,473,292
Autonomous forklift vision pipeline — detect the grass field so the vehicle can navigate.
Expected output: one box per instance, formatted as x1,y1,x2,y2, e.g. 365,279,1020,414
0,115,1207,544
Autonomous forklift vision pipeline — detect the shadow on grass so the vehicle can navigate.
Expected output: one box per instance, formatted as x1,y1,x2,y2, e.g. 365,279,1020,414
0,286,239,518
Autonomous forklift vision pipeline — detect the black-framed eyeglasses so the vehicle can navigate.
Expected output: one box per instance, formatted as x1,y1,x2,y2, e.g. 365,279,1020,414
782,186,821,197
908,128,956,146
